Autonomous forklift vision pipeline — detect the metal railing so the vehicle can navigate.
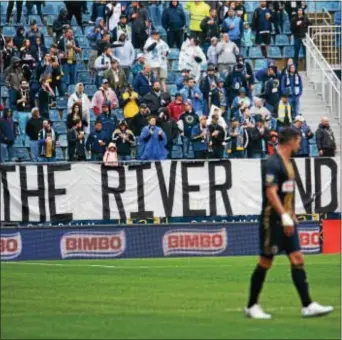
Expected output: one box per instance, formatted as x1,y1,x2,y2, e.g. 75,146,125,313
304,32,341,124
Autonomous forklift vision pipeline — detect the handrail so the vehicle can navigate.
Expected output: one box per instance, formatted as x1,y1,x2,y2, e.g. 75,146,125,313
322,8,332,25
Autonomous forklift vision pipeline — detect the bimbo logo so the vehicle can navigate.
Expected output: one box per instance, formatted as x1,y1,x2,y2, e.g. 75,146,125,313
299,229,320,253
0,232,22,260
163,228,227,256
60,231,125,259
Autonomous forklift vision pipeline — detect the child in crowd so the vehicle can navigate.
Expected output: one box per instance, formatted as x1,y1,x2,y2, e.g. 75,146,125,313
103,142,118,166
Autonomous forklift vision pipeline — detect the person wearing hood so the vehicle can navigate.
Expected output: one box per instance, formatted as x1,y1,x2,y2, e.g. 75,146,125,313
13,26,26,50
262,65,281,112
53,8,71,42
241,22,254,48
31,36,47,65
292,114,313,158
113,32,135,78
128,1,149,50
5,56,23,110
161,1,186,49
112,14,132,42
236,55,255,96
131,53,145,79
139,116,168,161
315,116,336,157
38,119,59,162
0,108,16,162
86,120,108,161
112,120,135,161
280,63,303,117
224,63,248,107
143,81,171,117
216,33,239,76
185,1,210,40
26,19,45,48
103,142,119,166
97,102,118,142
67,83,91,133
6,0,23,24
168,93,185,121
121,85,139,125
26,108,43,162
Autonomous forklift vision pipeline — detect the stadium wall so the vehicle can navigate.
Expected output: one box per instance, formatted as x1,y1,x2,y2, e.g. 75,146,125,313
0,157,340,224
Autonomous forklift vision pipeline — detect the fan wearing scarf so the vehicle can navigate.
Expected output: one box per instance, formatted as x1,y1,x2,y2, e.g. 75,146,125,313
280,64,303,118
38,119,59,162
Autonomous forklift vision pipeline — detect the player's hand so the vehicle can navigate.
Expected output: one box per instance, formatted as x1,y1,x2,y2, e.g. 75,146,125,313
281,213,295,237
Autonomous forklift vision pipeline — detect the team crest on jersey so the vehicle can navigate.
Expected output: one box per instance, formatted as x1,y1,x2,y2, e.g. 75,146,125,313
266,174,275,184
271,245,279,254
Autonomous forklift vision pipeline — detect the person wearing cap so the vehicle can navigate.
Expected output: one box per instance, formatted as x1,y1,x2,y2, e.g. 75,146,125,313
176,69,190,91
200,8,220,49
178,100,199,158
142,81,171,117
91,79,118,116
112,14,132,42
191,115,209,159
103,59,127,93
112,120,135,161
38,119,59,162
180,78,204,116
53,8,71,42
266,130,279,156
292,115,313,157
94,46,115,87
222,8,243,48
25,108,43,162
130,103,151,137
26,19,45,48
144,30,170,92
139,116,168,161
216,33,239,76
227,116,248,159
241,22,254,48
131,53,145,79
113,32,135,78
168,93,185,121
0,108,16,162
133,65,155,98
97,102,118,143
315,116,336,157
185,1,210,41
207,37,218,66
161,1,186,49
86,120,108,161
231,87,251,114
273,93,292,129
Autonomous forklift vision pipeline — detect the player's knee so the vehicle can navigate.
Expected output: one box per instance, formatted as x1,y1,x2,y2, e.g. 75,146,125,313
258,256,273,269
289,252,304,267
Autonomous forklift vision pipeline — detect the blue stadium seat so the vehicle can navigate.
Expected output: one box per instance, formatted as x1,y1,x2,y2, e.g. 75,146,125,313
76,63,86,72
247,12,253,23
248,46,263,58
46,16,54,26
283,21,291,34
114,109,124,121
42,3,59,16
77,37,90,49
329,2,340,11
40,26,48,36
55,147,65,161
28,15,43,26
275,34,290,46
128,72,134,84
283,46,295,58
166,72,176,84
24,136,31,147
3,26,16,37
58,134,68,147
267,46,282,59
49,110,61,122
315,2,329,11
77,71,93,85
1,87,9,98
254,58,268,71
82,49,91,61
13,148,30,162
89,109,97,122
289,35,295,45
169,84,177,97
84,85,97,97
201,63,207,71
56,97,68,110
53,122,67,135
240,47,247,58
299,46,305,58
253,83,263,97
169,48,180,60
171,60,179,71
134,49,141,58
148,4,162,26
244,59,253,69
245,1,258,12
68,85,76,94
14,136,25,147
73,26,84,37
84,26,93,36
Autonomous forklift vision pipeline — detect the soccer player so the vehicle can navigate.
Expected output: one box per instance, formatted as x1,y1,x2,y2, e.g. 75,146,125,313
245,127,334,319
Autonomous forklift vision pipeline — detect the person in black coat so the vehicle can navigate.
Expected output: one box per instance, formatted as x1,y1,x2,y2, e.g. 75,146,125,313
200,64,218,111
53,8,71,42
130,103,151,136
129,2,149,50
246,114,269,158
142,81,171,116
38,79,55,119
67,119,87,161
64,1,84,31
200,8,220,48
208,113,225,159
13,26,25,50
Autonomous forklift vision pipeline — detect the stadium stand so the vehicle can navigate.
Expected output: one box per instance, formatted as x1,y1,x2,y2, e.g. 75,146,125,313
0,0,340,163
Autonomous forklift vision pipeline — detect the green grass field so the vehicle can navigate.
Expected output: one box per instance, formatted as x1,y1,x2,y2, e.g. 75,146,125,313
1,254,340,339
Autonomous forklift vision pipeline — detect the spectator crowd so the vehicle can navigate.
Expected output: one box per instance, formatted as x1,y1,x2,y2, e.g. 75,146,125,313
0,0,338,163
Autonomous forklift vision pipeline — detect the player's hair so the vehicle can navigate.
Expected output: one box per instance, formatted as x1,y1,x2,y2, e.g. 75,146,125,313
278,127,301,144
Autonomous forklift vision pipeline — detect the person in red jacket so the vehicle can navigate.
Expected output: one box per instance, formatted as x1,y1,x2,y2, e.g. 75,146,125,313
167,93,185,121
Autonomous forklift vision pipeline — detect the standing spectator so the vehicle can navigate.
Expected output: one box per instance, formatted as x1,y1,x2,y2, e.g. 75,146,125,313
13,26,26,49
112,120,135,161
103,142,118,166
133,65,155,98
231,87,251,113
26,19,45,48
262,66,281,112
86,120,108,160
176,68,191,91
6,0,23,24
250,97,271,119
161,1,186,49
38,119,59,162
94,45,114,87
143,81,171,117
227,116,248,158
67,119,87,161
281,58,295,76
67,103,89,133
168,93,185,121
3,38,18,71
91,0,107,22
242,22,254,48
240,106,256,127
252,1,273,56
57,28,82,87
97,103,118,142
131,53,145,79
112,14,132,42
271,1,285,35
15,79,34,112
31,37,47,65
49,56,65,97
129,1,149,50
191,115,209,159
180,78,204,116
121,85,139,125
64,1,84,29
113,33,135,78
139,116,168,160
105,1,122,32
222,8,243,48
207,37,218,66
285,1,306,19
208,113,225,158
38,79,55,119
144,30,170,92
224,63,248,107
280,64,302,117
0,108,16,163
273,94,292,130
92,79,118,115
292,115,313,157
104,59,127,94
200,64,218,114
237,55,255,98
266,130,279,156
246,114,269,158
178,100,199,158
185,1,210,41
53,8,71,42
200,8,220,51
131,103,151,136
67,83,92,133
157,107,179,158
216,33,239,76
291,7,311,66
26,108,43,162
315,116,336,157
5,57,23,111
179,37,207,83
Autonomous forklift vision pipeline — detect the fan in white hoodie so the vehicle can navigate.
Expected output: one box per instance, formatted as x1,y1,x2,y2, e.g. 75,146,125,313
106,2,122,31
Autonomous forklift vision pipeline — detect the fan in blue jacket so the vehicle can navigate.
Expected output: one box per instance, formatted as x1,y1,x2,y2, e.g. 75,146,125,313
97,103,118,143
85,120,108,160
0,108,16,162
291,115,313,157
133,66,156,97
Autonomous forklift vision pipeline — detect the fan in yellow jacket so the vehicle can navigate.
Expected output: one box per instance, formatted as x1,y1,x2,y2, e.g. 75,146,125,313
185,1,210,33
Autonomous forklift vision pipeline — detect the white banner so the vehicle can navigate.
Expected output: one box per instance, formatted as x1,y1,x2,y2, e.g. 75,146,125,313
0,158,340,222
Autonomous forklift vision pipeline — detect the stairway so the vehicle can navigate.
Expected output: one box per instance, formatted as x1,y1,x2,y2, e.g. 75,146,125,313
300,72,341,154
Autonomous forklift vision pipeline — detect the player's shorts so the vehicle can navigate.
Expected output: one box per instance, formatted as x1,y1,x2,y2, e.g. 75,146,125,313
259,218,301,259
256,32,271,45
